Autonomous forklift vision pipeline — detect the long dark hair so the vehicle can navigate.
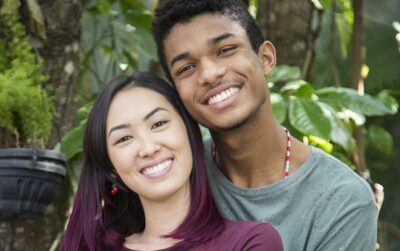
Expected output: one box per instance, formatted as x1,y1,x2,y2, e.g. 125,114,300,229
61,72,224,251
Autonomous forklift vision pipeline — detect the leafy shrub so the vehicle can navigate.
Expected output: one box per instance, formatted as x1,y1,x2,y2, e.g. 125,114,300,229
0,13,53,147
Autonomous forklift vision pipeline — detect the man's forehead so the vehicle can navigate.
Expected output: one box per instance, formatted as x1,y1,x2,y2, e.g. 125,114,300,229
164,14,244,48
172,13,241,31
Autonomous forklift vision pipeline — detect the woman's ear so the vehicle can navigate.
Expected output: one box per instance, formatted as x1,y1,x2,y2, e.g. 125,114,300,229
258,41,277,75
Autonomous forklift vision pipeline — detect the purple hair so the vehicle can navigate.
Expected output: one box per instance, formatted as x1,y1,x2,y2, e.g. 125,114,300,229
61,72,225,251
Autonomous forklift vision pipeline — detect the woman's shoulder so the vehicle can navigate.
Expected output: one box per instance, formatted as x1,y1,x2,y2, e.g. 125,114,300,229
205,219,284,251
120,220,283,251
225,220,280,236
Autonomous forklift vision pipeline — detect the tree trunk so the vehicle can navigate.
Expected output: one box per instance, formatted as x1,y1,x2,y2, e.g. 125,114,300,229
0,0,82,250
257,0,318,70
35,0,83,148
350,0,368,175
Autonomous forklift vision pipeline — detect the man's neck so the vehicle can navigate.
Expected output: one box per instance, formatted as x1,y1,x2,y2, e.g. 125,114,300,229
210,108,309,188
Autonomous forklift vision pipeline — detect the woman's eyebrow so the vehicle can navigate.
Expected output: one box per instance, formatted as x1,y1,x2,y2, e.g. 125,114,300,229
144,107,167,121
108,123,130,137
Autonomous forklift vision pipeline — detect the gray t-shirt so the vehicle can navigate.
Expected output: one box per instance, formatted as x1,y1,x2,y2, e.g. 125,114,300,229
204,137,377,251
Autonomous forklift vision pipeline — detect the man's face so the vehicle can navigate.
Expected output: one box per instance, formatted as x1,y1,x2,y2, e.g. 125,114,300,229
163,13,275,131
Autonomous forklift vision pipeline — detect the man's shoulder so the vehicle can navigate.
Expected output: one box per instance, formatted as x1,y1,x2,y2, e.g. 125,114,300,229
310,146,362,181
308,147,375,206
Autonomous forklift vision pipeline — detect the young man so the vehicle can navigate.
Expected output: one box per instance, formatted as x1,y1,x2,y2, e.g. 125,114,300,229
152,0,377,250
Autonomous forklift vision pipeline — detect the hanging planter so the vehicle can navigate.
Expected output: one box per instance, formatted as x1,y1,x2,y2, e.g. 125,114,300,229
0,4,67,219
0,148,67,218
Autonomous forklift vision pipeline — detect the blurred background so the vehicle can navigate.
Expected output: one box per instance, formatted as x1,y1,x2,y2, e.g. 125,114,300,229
0,0,399,250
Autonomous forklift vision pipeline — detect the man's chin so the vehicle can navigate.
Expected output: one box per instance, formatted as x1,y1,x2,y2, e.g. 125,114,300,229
203,116,250,133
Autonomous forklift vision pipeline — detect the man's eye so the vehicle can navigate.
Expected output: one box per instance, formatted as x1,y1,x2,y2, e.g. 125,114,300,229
152,120,168,129
177,64,195,75
217,46,237,56
115,135,132,145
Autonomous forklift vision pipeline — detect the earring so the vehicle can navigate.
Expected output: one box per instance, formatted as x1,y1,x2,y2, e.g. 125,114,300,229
111,183,119,196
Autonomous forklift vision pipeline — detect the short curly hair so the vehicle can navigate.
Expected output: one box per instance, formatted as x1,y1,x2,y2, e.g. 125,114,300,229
152,0,264,83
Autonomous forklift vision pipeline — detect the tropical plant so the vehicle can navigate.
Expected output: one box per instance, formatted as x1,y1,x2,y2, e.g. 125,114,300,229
269,65,398,167
55,0,156,186
0,10,53,148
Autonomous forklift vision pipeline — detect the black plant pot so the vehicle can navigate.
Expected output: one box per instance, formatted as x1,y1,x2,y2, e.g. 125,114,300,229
0,148,67,218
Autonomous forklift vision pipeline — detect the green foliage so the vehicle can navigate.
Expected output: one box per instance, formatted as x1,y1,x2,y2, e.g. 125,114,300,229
288,96,332,140
317,87,397,116
54,103,91,187
268,65,301,83
0,13,53,147
311,0,400,93
55,104,91,161
270,93,287,123
366,125,394,155
59,0,156,183
80,0,155,98
270,65,398,163
61,0,400,188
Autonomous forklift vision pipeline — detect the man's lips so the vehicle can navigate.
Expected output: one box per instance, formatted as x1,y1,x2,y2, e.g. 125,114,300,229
202,82,242,105
207,87,240,105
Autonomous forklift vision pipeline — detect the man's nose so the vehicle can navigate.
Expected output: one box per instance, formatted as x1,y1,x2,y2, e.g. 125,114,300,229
197,58,227,86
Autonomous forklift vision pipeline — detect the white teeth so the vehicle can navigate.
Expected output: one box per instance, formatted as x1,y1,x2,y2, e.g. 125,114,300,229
142,159,172,176
208,87,239,105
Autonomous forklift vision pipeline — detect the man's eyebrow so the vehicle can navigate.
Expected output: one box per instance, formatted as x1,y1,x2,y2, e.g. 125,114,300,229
170,52,189,68
108,107,167,137
144,107,167,121
169,33,235,68
208,33,235,45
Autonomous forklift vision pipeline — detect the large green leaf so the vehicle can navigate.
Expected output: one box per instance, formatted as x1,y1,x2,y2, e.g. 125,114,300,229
335,12,352,58
281,80,314,98
55,120,86,161
377,90,399,114
270,92,287,123
134,26,157,60
268,65,301,83
318,102,355,151
316,87,395,116
120,0,156,60
288,97,331,140
367,125,393,155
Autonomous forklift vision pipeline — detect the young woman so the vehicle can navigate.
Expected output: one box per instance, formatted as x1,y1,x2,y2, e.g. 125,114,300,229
61,72,283,251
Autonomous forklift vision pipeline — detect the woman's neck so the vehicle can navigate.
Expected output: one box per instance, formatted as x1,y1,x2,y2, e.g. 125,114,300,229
124,185,190,250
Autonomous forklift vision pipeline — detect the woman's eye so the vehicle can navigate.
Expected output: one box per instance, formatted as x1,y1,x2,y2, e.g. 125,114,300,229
152,120,167,129
115,135,132,145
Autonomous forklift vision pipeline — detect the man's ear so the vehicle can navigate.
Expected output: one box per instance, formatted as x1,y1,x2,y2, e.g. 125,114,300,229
258,41,276,75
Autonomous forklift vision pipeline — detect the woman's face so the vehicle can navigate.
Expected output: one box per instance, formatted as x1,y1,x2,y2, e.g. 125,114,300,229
106,87,192,203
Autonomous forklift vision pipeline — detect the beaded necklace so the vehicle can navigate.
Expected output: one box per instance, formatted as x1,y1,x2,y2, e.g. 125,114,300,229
211,127,292,179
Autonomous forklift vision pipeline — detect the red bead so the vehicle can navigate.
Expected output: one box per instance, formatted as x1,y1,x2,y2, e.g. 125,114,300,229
111,186,118,196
